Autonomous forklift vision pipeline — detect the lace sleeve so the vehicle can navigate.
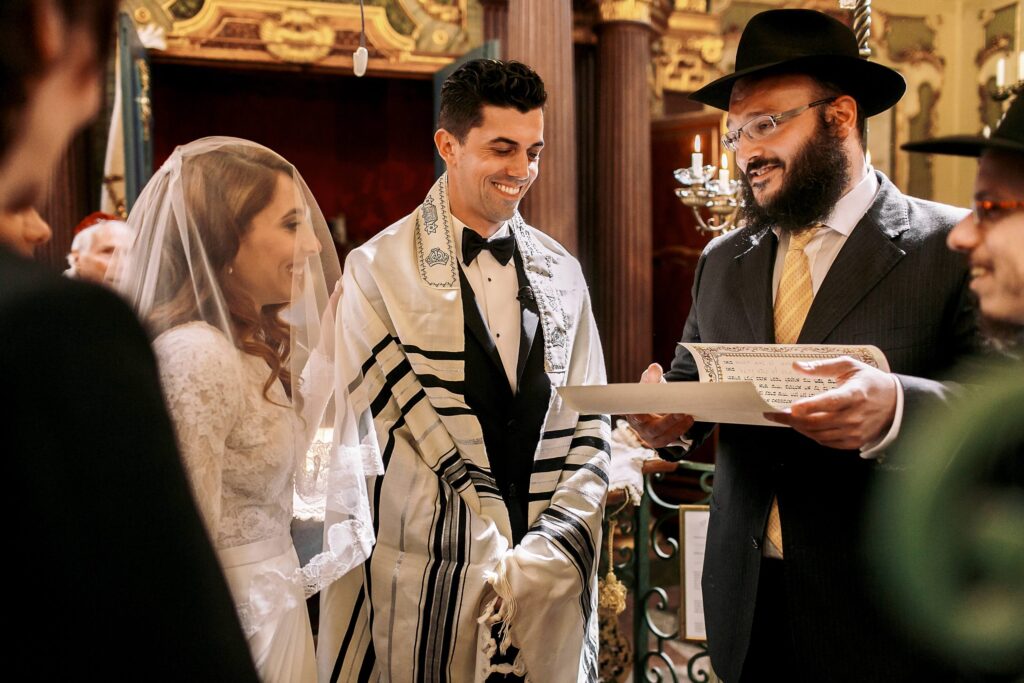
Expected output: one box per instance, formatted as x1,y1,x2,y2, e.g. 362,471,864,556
154,323,243,540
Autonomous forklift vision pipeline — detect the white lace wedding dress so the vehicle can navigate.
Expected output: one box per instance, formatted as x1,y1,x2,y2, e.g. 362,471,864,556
156,321,316,683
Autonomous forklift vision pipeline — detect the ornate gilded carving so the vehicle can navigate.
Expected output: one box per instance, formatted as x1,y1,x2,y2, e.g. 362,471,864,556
650,8,722,115
417,0,466,26
135,59,152,142
672,0,705,11
652,34,722,93
259,8,335,63
596,0,656,26
126,0,470,76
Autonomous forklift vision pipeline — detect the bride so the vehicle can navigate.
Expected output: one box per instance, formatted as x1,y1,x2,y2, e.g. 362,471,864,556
115,137,377,682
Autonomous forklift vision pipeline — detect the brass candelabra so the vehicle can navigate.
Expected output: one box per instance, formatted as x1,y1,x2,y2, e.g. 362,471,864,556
673,165,744,235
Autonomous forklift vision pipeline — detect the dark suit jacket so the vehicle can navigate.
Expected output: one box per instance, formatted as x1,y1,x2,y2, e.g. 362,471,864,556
3,248,259,681
460,249,551,545
663,173,978,682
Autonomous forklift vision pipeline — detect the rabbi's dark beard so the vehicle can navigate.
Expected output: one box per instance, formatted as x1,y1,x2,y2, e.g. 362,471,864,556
739,113,851,233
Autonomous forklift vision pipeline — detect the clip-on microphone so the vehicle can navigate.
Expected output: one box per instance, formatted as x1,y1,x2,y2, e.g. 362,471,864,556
353,0,368,77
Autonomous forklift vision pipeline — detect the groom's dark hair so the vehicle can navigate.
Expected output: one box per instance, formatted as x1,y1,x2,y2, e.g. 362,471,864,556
0,0,118,161
438,59,547,143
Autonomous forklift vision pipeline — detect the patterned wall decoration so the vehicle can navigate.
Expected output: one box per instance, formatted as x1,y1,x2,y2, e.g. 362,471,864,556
871,10,943,197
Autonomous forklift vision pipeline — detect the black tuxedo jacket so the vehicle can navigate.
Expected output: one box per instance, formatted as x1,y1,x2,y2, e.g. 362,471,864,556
2,248,258,680
460,249,551,544
664,173,979,682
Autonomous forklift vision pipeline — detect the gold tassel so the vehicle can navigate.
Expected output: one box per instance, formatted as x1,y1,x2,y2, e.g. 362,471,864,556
598,516,631,682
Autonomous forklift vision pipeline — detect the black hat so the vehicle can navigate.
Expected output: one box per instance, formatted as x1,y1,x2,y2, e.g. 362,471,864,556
901,95,1024,157
690,9,906,117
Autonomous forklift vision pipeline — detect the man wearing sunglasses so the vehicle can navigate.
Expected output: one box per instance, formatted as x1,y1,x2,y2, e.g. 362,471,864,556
628,9,977,682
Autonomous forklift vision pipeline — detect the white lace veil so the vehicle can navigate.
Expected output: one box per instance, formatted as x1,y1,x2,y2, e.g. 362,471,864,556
112,136,379,632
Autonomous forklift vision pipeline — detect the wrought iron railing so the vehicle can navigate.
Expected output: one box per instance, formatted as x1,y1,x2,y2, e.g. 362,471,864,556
603,460,717,682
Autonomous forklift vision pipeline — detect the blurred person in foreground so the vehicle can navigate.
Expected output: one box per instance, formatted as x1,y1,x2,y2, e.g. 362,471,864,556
874,94,1024,682
0,1,258,678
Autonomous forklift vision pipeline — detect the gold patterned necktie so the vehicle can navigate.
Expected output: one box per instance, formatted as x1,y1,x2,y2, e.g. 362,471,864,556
774,226,821,344
766,225,822,558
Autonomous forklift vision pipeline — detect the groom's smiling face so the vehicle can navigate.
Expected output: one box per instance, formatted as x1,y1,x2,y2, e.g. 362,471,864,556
437,104,544,235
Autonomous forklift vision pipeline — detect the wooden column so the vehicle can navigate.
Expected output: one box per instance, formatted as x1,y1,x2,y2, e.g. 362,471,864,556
593,2,655,383
479,0,508,55
505,0,577,254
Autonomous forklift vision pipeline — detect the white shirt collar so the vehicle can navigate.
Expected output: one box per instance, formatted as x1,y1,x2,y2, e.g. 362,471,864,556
772,166,879,238
452,216,510,264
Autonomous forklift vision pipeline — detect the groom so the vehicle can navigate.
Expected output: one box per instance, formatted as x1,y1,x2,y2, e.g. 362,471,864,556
318,59,609,682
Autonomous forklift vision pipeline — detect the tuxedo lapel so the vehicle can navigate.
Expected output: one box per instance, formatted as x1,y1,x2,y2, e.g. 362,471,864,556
458,267,506,376
514,249,539,390
735,227,778,342
799,174,909,343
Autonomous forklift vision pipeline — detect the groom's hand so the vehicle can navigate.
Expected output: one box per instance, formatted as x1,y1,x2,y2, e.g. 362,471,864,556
625,363,694,449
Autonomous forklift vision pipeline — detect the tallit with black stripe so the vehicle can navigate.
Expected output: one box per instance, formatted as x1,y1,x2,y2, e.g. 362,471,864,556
317,174,610,682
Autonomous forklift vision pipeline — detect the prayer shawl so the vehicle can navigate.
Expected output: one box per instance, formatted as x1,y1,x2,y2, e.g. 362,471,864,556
318,174,610,683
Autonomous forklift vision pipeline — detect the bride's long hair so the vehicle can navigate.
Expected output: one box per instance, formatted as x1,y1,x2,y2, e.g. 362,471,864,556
145,144,295,400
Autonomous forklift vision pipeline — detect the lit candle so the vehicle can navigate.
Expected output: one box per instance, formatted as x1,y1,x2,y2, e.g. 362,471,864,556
983,125,992,138
691,135,703,176
719,153,729,183
997,57,1006,87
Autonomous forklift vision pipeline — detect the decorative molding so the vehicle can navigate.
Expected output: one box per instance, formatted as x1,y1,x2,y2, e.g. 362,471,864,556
135,59,153,142
417,0,468,27
597,0,652,25
869,8,944,196
651,35,721,89
672,0,706,11
976,4,1016,66
650,8,722,115
127,0,464,76
259,8,335,63
878,11,944,72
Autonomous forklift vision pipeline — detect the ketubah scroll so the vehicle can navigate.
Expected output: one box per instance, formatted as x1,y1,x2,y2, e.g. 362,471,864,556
557,344,889,427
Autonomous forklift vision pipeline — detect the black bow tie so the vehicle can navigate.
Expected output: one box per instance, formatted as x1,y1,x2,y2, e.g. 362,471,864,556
462,228,515,266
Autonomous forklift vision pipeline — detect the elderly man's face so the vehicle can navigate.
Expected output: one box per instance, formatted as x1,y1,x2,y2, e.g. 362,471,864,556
948,149,1024,325
74,221,131,283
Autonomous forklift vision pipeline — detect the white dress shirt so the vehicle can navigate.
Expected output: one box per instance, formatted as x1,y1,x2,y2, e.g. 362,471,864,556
770,168,902,458
453,217,522,393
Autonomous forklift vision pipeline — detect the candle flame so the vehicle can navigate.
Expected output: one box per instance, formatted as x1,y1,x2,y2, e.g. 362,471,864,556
720,153,728,170
693,135,701,153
